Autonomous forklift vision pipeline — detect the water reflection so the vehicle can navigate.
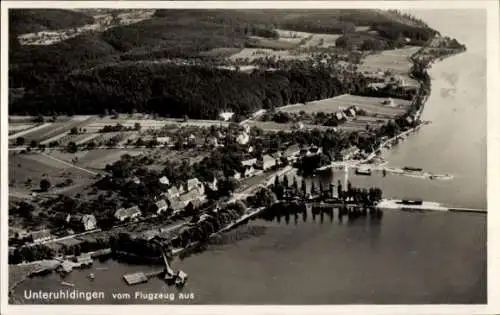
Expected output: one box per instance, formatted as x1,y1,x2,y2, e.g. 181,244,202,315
257,202,383,227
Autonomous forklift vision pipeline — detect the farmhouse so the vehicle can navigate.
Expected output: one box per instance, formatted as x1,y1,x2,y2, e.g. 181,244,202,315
114,206,142,222
30,230,53,243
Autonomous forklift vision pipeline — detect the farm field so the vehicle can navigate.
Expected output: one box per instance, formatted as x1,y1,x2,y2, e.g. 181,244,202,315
8,123,37,134
9,152,96,196
10,116,96,143
229,48,309,62
277,94,410,117
247,121,337,133
358,46,421,75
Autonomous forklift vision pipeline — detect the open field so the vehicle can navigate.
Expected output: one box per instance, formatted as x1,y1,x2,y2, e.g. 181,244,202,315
9,152,96,196
10,116,96,143
46,149,144,170
275,29,341,48
246,36,300,50
359,46,421,75
277,94,410,117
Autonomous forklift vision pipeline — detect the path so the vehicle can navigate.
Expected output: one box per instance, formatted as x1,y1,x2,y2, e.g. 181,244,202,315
39,152,99,176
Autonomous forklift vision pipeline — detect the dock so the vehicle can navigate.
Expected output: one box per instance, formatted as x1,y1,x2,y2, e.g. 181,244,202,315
123,272,149,285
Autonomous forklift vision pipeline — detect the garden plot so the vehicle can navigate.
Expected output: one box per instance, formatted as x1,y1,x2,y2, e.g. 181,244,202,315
358,46,421,75
278,94,410,117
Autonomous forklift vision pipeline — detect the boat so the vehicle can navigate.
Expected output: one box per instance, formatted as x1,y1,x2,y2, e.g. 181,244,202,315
89,273,95,280
403,166,423,172
355,168,372,176
175,270,188,287
61,281,75,287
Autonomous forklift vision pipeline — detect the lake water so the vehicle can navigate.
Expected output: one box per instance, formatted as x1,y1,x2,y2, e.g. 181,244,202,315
10,9,487,305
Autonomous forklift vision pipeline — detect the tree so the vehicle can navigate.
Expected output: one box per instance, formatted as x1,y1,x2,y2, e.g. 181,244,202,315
29,140,38,148
70,127,78,135
40,179,51,192
15,137,25,146
134,122,142,131
66,141,78,153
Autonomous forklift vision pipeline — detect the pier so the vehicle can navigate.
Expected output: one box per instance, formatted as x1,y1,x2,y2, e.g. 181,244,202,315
305,199,485,213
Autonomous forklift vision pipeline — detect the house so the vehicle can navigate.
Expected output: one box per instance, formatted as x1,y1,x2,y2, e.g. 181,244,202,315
244,166,256,178
299,147,310,156
283,144,300,161
165,186,180,199
348,108,357,117
309,146,322,155
114,206,142,222
205,136,219,147
30,230,53,243
207,177,218,191
168,198,185,212
156,137,171,145
219,112,234,121
236,132,250,145
335,111,345,121
180,188,206,206
69,214,97,231
155,199,168,214
233,171,242,180
187,178,204,194
141,229,160,241
261,154,276,170
159,176,170,185
241,158,257,167
341,146,360,160
74,254,93,267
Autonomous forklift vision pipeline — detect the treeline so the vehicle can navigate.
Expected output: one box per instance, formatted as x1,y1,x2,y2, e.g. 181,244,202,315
9,9,95,35
10,63,352,118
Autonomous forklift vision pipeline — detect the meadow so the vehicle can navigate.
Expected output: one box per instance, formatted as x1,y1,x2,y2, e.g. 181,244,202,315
278,94,410,118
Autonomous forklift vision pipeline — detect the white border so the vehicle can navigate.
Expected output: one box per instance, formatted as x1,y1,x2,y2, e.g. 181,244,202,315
1,1,499,315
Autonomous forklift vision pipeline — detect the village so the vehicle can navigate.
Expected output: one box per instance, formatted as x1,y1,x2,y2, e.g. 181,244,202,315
7,8,472,292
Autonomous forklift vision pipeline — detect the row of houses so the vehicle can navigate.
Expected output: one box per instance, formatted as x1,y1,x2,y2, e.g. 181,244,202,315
114,177,211,222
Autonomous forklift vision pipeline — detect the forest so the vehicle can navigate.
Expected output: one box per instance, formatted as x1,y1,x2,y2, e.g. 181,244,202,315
9,8,439,116
10,63,354,118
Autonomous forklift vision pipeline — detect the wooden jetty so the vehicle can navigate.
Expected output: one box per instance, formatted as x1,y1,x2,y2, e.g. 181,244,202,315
123,272,149,285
